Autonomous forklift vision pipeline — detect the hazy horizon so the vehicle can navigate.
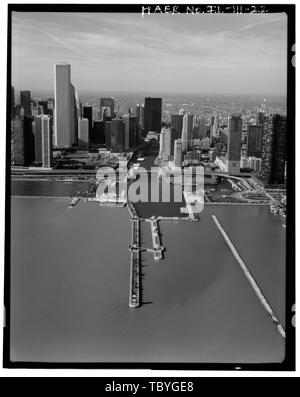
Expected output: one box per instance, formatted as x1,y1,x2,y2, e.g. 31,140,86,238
12,12,287,96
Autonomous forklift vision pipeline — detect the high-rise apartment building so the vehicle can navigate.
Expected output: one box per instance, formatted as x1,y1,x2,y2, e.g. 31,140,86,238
227,114,242,174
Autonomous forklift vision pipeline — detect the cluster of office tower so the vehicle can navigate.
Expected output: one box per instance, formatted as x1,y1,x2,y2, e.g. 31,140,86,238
10,62,286,185
158,108,287,185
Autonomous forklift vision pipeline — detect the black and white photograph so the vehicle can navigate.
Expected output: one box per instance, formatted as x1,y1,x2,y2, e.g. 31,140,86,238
3,2,295,372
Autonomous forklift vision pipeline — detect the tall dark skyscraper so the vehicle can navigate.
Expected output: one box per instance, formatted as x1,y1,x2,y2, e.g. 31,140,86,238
124,116,139,149
91,121,105,145
100,97,114,119
228,114,242,174
261,114,287,185
247,125,263,158
20,90,31,116
105,121,112,149
111,119,125,152
171,114,184,139
144,97,162,133
83,105,93,143
11,116,35,166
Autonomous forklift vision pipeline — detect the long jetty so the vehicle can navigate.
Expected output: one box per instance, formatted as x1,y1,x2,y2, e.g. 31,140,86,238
149,217,164,260
127,200,141,308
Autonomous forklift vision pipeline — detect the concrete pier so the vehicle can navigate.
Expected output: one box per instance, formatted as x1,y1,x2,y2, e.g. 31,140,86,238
150,217,164,260
212,214,286,340
129,219,140,308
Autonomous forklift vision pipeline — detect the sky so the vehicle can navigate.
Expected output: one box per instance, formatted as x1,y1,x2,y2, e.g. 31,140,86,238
11,11,287,96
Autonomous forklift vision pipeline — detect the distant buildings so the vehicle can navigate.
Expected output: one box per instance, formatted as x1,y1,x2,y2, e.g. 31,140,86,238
144,97,162,133
33,115,53,168
260,114,287,185
247,125,263,158
181,112,193,152
20,90,31,116
227,115,242,174
11,116,35,166
54,62,74,147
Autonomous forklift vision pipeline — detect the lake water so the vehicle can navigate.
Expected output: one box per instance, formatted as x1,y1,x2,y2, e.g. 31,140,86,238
10,192,286,363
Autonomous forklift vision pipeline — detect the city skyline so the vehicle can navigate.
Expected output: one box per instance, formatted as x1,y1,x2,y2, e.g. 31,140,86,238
12,12,287,96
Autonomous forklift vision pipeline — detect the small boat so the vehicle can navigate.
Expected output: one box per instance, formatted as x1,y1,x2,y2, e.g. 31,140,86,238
69,197,80,207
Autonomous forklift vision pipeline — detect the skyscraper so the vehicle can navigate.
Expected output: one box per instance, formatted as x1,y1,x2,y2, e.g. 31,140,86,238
75,92,82,119
136,104,140,121
171,114,183,139
139,104,145,128
247,125,263,158
54,62,72,147
144,97,162,133
20,90,31,116
174,139,182,167
199,117,206,139
111,119,125,152
124,116,139,150
92,121,105,145
261,114,287,185
70,83,77,145
11,116,35,166
100,97,114,119
256,111,266,126
83,105,93,144
33,115,53,168
78,118,89,149
227,115,242,174
181,113,193,152
159,128,172,160
105,121,112,149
